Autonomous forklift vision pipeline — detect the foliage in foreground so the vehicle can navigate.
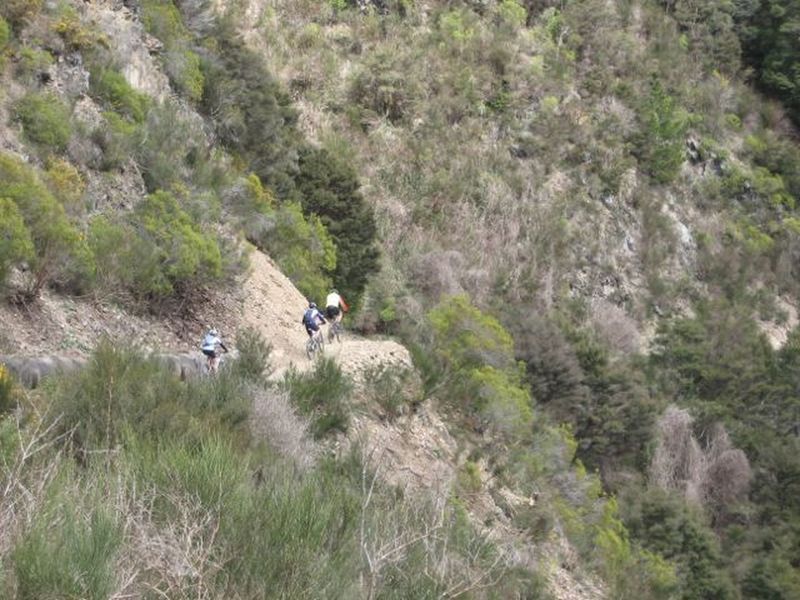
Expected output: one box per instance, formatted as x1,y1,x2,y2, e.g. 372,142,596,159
0,341,550,598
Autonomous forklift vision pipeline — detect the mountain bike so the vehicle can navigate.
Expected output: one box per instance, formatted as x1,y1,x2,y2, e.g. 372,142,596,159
306,328,325,360
204,349,228,377
327,318,344,343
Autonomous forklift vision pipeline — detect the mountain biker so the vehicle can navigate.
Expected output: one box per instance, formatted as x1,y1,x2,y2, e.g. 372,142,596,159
325,288,348,323
201,328,228,374
302,302,327,338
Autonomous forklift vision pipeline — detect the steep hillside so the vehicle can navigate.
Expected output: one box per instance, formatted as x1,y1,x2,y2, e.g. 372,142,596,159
2,0,800,598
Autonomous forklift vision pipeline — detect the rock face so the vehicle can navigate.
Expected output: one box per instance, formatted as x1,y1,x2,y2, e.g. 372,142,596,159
0,355,86,388
0,353,209,388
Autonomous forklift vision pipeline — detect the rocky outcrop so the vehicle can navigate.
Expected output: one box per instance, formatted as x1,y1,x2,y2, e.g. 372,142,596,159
0,353,210,388
0,355,87,388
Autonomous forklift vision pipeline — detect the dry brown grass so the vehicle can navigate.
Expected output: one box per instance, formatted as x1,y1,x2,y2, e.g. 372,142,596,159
249,384,319,471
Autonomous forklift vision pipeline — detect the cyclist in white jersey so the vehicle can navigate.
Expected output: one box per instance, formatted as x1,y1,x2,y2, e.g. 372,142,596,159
201,328,228,374
324,289,348,322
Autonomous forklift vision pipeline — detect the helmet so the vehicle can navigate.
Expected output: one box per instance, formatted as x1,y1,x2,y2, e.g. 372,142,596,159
209,328,219,336
308,302,317,309
330,288,338,295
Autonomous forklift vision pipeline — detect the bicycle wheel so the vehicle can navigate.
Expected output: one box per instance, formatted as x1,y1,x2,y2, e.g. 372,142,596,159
316,331,325,353
329,321,342,343
305,338,315,360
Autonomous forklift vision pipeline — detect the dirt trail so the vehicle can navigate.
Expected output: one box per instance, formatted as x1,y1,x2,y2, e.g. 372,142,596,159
0,246,412,381
239,248,412,377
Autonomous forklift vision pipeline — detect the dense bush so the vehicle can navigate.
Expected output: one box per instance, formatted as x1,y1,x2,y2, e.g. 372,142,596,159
296,146,380,306
200,29,299,197
12,92,73,153
87,189,224,304
426,295,537,437
0,363,21,414
282,357,353,438
49,342,250,449
90,68,149,123
231,326,273,383
362,362,419,419
0,153,93,296
53,3,108,52
141,0,204,101
734,0,800,126
134,100,214,192
0,0,42,30
13,47,54,86
89,111,140,171
632,78,688,185
623,489,736,600
349,49,419,124
45,158,86,218
0,198,35,289
130,190,222,298
227,174,337,301
13,502,121,600
514,313,659,474
0,16,10,52
429,294,515,373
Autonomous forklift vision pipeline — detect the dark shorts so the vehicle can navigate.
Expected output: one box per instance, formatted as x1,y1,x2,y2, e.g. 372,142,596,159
325,306,340,320
202,348,218,359
305,323,320,336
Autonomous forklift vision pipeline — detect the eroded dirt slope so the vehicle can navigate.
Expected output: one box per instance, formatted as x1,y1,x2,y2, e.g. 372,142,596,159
0,246,412,377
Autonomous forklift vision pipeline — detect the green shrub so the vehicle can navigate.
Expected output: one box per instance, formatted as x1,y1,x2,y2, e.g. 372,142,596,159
0,198,35,288
200,32,299,197
53,4,108,51
45,158,86,217
596,497,678,599
267,202,337,301
0,16,10,51
15,46,55,86
456,460,482,495
50,342,251,451
130,190,222,298
232,326,273,382
141,0,185,47
14,47,54,85
623,489,735,599
439,9,477,46
13,502,121,600
0,363,22,414
428,294,515,372
167,48,204,102
12,92,73,152
87,215,136,295
736,0,800,126
296,146,380,307
362,362,419,419
89,192,226,304
349,50,418,124
135,100,211,192
497,0,527,27
230,174,336,301
0,0,43,30
743,553,800,600
141,0,205,101
91,111,140,171
90,68,149,123
632,78,688,184
282,357,353,438
0,153,94,296
469,365,534,438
